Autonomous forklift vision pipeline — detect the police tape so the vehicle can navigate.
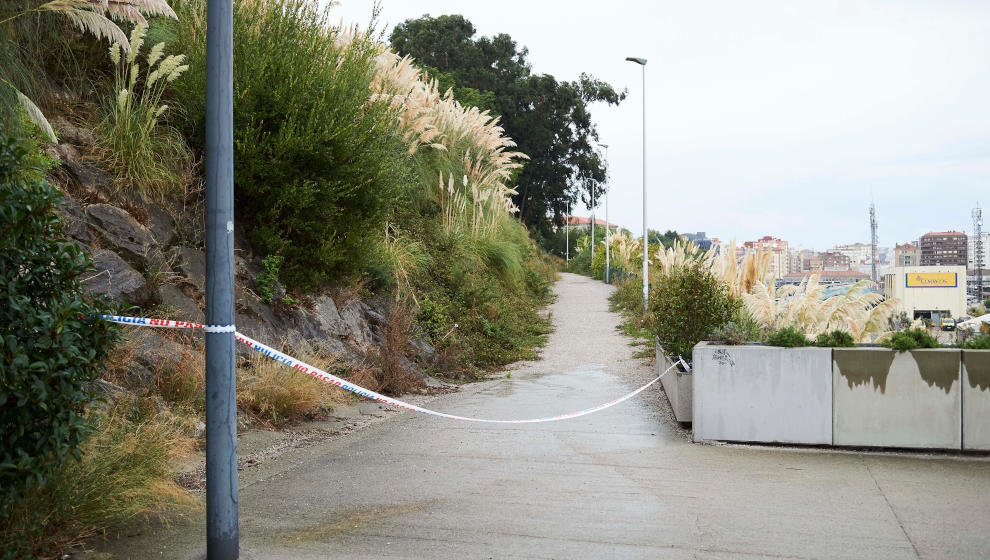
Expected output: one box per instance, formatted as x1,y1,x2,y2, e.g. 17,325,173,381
101,314,680,424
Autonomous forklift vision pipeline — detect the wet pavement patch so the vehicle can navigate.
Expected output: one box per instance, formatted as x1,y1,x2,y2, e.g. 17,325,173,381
280,499,438,543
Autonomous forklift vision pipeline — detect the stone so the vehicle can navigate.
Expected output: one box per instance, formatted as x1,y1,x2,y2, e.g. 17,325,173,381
339,300,374,350
85,204,157,268
51,116,95,145
309,295,348,338
158,283,204,323
147,205,176,247
82,249,149,305
51,143,111,192
130,329,186,373
410,335,436,362
88,379,131,399
170,246,206,294
56,196,94,244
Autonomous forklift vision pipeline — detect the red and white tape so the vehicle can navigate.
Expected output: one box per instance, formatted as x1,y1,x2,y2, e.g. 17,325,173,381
102,314,678,424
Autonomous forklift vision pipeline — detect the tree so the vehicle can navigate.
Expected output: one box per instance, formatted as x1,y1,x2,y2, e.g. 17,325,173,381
390,15,625,235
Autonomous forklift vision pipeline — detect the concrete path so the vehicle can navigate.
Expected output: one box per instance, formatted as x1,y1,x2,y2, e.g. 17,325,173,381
102,273,990,559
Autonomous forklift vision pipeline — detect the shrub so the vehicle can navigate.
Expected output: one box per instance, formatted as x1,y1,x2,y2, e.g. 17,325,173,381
815,330,856,348
765,326,811,348
957,334,990,350
165,0,412,288
93,24,192,194
882,329,942,352
0,398,198,557
650,262,738,360
0,132,117,518
256,254,284,304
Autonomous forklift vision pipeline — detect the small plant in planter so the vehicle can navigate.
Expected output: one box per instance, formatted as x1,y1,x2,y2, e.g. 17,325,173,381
881,328,942,352
765,326,811,348
815,330,856,348
957,334,990,350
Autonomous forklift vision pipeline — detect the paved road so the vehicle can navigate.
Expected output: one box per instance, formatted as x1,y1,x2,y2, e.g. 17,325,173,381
103,273,990,559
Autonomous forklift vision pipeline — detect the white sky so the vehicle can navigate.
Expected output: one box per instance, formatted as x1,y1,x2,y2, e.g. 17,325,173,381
331,0,990,250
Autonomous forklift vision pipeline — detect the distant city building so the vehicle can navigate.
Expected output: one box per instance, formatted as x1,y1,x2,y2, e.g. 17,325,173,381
779,269,870,287
832,242,874,275
563,216,619,230
744,236,790,277
919,231,968,266
683,231,713,251
895,243,921,267
820,251,851,270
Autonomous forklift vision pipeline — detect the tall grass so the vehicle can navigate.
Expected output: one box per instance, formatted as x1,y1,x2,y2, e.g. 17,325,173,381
0,398,198,557
237,345,352,427
93,24,191,193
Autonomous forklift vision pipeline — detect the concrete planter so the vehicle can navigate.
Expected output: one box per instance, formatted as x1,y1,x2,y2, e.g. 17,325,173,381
833,348,961,450
962,350,990,451
656,341,692,423
692,344,833,445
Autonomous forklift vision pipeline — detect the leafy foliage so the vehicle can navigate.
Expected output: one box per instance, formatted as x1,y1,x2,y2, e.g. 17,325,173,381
0,132,117,518
390,14,625,234
882,329,942,352
650,262,738,361
765,326,811,348
815,330,856,348
957,334,990,350
166,0,412,288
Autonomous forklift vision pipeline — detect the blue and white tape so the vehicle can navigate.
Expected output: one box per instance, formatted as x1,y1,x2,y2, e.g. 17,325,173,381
102,314,678,423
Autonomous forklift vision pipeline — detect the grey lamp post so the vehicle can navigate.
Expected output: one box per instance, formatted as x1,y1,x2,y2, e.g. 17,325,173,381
626,56,648,311
598,143,610,283
206,0,238,556
565,200,570,268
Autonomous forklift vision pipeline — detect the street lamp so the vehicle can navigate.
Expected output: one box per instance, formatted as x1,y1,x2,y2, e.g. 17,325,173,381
626,56,648,311
598,143,610,283
565,199,570,268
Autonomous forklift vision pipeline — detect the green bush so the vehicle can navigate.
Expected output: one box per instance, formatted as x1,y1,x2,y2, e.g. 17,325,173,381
165,0,412,288
882,329,942,352
0,132,117,518
650,262,737,360
765,326,811,348
815,330,856,348
957,334,990,350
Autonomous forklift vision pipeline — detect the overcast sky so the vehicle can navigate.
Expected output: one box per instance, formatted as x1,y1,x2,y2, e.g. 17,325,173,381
331,0,990,251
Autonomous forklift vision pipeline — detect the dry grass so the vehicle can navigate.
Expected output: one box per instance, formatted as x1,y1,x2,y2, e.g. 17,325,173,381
350,305,427,395
237,344,352,427
0,397,198,558
153,343,204,411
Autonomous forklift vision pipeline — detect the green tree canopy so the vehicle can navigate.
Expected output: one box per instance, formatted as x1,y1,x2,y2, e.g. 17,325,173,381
390,14,625,234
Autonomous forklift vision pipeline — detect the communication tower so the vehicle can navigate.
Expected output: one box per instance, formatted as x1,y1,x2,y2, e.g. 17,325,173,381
975,204,984,299
869,203,878,285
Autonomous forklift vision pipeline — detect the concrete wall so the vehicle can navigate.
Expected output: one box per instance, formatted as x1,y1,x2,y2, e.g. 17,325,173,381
693,345,832,444
963,350,990,451
833,348,961,449
657,341,692,423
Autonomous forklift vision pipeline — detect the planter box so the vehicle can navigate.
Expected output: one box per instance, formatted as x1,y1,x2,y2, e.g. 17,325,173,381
656,341,692,423
833,348,962,450
963,350,990,451
693,344,833,444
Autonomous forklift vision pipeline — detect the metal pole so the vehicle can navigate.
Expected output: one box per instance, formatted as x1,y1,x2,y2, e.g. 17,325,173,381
605,189,610,284
205,0,238,556
640,63,648,312
591,184,595,265
565,200,569,268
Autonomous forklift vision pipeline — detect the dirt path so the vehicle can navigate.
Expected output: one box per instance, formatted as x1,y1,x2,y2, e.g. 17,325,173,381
98,273,990,559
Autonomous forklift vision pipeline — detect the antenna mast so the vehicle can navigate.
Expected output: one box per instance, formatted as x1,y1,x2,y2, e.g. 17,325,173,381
869,203,878,284
975,204,984,301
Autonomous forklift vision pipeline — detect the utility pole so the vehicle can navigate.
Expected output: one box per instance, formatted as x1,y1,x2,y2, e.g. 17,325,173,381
590,182,595,265
205,0,238,557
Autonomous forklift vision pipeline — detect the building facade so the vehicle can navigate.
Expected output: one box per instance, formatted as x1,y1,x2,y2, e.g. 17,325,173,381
895,243,921,267
883,266,967,321
744,236,790,277
919,231,967,266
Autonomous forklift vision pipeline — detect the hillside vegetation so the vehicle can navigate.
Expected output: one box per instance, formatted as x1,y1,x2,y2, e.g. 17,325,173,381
0,0,563,555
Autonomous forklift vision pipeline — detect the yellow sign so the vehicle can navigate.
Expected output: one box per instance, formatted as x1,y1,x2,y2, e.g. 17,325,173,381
906,272,957,288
